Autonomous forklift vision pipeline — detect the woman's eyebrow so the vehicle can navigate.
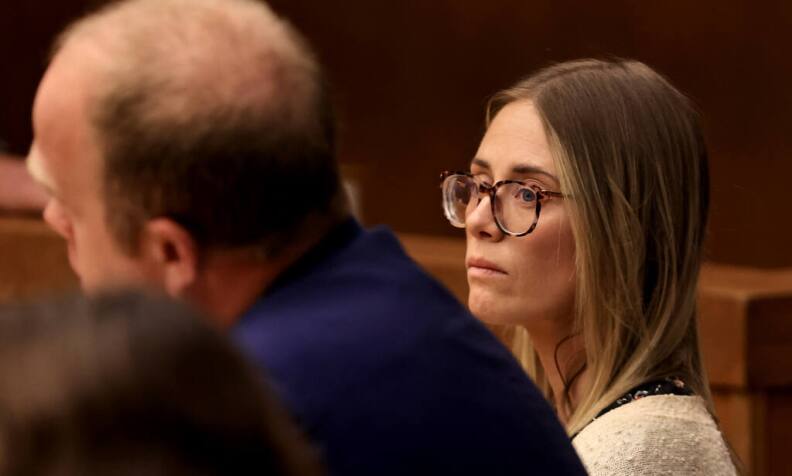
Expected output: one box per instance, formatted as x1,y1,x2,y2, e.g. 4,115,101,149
472,157,559,183
471,158,490,170
511,164,559,183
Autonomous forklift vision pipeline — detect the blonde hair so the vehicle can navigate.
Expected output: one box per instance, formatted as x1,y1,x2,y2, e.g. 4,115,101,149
487,59,712,436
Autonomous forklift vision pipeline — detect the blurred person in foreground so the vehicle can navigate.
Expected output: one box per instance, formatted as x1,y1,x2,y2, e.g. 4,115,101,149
0,291,320,476
25,0,585,474
440,59,738,474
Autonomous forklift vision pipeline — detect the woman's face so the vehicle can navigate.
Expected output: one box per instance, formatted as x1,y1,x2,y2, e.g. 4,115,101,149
466,100,576,331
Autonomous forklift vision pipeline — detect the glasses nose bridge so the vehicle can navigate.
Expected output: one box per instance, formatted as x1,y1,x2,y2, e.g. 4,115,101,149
470,179,494,211
475,181,497,203
467,180,499,223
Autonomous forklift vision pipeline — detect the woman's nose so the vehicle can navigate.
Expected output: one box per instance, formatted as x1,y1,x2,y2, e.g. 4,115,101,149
465,194,503,241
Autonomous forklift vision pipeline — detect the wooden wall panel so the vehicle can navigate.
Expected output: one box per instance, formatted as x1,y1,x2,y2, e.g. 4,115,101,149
2,1,791,268
0,1,100,153
267,0,792,269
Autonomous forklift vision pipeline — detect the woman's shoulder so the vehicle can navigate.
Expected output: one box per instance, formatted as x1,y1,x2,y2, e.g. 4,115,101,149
572,395,736,475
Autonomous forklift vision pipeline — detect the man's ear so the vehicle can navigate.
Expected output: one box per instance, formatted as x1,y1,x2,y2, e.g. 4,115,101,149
142,218,199,297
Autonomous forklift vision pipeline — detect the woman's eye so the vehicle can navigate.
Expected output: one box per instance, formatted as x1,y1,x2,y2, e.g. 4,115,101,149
518,188,537,203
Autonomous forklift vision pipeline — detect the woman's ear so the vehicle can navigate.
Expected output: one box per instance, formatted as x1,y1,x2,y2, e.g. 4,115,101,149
142,218,199,297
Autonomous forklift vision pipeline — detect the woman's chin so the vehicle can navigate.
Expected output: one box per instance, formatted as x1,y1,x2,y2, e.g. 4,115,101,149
468,291,515,326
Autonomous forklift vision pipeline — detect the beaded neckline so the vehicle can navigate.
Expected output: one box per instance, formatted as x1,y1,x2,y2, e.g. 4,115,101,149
571,377,693,440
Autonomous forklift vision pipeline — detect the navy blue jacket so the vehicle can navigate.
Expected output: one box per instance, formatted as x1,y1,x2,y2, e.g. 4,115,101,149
233,219,585,475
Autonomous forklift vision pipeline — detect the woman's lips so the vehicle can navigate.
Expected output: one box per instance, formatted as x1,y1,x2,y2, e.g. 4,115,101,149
466,257,507,277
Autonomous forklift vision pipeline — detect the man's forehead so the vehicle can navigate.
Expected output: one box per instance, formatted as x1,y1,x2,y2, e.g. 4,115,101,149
26,144,52,190
35,49,98,122
29,46,106,203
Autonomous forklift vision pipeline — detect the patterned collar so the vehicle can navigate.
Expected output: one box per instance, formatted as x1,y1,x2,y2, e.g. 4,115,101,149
572,377,693,440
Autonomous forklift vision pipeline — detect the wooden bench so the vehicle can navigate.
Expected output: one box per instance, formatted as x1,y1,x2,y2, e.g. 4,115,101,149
1,217,789,475
0,215,77,301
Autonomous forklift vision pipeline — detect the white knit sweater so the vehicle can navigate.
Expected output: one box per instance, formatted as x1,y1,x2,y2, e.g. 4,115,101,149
572,395,736,475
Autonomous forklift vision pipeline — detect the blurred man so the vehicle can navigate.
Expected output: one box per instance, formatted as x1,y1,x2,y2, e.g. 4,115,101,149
27,0,585,474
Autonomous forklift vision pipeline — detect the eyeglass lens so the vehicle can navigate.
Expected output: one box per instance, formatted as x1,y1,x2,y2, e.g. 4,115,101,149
442,175,538,235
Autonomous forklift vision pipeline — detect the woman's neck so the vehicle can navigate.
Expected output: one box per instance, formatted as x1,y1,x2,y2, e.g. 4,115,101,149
527,324,589,425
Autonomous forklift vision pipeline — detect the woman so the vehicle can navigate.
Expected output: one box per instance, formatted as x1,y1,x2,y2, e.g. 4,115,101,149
0,291,321,476
441,59,737,474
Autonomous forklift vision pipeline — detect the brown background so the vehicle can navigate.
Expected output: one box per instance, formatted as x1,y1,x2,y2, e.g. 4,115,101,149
2,0,791,267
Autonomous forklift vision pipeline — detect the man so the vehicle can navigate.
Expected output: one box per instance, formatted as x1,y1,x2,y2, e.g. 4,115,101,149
27,0,585,473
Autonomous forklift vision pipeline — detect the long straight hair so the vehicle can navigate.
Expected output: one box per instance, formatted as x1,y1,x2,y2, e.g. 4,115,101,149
487,59,712,436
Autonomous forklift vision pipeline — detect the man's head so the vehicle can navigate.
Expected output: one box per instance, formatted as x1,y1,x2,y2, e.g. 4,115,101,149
27,0,345,297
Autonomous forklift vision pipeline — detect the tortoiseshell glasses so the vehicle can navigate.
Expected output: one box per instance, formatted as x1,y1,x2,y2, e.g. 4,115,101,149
440,171,564,237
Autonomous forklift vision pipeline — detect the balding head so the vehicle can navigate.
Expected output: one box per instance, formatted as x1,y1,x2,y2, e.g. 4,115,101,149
52,0,344,255
57,0,319,130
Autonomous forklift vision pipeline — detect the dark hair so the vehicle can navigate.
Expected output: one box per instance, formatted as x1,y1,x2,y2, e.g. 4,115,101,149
0,291,322,476
57,0,346,256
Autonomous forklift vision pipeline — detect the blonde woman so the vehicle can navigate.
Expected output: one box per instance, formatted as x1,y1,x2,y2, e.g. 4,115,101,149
441,59,738,474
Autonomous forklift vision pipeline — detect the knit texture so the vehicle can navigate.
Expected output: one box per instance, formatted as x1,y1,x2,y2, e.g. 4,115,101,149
572,395,736,475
